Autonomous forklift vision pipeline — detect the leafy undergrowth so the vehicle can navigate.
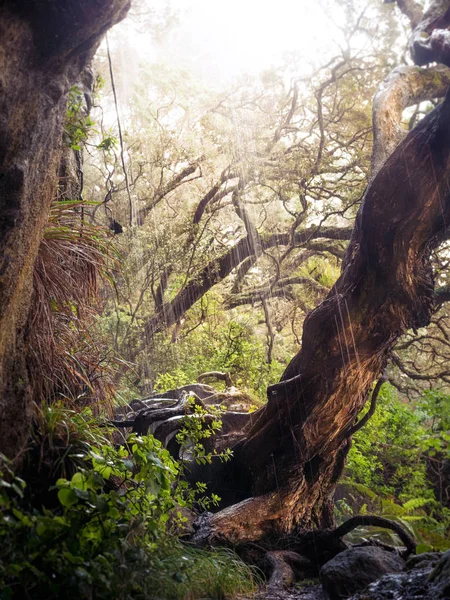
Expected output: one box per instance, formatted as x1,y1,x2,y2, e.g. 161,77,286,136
0,405,259,600
336,384,450,552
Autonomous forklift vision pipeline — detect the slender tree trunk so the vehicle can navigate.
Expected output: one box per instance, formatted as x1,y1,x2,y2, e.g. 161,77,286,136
0,0,130,459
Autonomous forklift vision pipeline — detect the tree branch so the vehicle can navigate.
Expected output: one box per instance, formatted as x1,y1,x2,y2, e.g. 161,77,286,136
142,227,352,337
136,163,201,224
331,515,416,558
385,0,423,29
345,374,386,437
372,64,450,176
410,0,450,66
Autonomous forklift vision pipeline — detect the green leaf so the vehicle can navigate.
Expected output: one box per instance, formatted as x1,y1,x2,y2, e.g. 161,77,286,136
73,487,89,501
58,487,77,507
416,543,433,554
90,452,105,463
71,472,86,489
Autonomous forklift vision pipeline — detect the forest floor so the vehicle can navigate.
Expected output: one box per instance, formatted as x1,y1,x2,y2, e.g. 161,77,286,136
244,582,323,600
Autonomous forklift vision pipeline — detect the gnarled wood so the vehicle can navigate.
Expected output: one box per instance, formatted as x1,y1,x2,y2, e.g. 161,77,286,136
371,64,450,176
184,89,450,544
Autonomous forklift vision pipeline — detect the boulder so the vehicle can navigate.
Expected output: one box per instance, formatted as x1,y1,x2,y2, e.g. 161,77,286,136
349,569,429,600
405,551,442,572
429,550,450,598
320,546,405,600
348,549,449,600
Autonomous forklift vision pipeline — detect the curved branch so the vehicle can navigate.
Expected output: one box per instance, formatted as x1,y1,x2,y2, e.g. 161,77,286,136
136,163,200,224
435,284,450,309
142,227,352,337
331,515,416,558
345,374,386,437
410,0,450,66
372,64,450,176
385,0,423,29
197,371,233,387
391,350,450,380
193,168,238,224
226,276,328,309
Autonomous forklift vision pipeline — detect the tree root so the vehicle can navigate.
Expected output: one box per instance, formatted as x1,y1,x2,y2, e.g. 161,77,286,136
330,514,417,559
110,386,252,445
247,515,416,594
291,514,416,564
110,391,208,435
197,371,234,388
265,551,316,589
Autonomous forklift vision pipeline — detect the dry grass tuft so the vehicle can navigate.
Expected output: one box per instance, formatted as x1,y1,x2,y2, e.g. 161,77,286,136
27,200,121,409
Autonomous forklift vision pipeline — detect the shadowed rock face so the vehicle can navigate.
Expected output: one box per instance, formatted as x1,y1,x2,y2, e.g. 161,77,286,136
0,0,130,459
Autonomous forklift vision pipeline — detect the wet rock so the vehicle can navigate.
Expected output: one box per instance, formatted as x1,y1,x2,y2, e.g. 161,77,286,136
405,551,442,571
320,547,405,600
349,568,430,600
429,550,450,598
348,549,450,600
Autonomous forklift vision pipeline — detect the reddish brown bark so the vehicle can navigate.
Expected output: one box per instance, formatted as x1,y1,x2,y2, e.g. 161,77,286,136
184,90,450,544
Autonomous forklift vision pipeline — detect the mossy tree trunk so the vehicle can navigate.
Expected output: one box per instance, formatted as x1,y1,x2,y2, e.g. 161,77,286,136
0,0,130,459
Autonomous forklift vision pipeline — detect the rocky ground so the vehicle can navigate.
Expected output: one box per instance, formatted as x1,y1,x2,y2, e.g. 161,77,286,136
241,581,323,600
243,549,450,600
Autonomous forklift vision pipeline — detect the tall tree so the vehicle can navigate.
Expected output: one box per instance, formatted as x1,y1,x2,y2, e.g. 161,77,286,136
0,0,130,459
123,0,450,545
92,12,393,380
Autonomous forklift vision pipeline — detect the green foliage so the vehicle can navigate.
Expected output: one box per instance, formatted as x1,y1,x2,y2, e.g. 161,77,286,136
417,390,450,459
65,86,96,151
346,384,430,501
97,133,119,153
176,396,232,467
151,319,285,401
22,403,110,504
30,197,123,405
65,83,118,154
172,397,232,511
340,384,450,551
0,427,258,600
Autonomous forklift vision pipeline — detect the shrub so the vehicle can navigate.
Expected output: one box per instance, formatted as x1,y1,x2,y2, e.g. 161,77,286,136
0,411,258,599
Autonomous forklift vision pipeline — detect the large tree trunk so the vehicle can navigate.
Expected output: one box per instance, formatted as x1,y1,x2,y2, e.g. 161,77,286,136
175,2,450,545
0,1,130,459
200,91,450,542
109,0,450,549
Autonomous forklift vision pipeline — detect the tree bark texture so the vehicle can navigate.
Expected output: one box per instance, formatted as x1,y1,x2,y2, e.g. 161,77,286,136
0,1,130,459
187,91,450,545
187,1,450,544
371,64,450,176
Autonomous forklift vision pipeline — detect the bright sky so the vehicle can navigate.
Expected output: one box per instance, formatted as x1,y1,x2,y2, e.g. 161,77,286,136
110,0,345,85
155,0,336,81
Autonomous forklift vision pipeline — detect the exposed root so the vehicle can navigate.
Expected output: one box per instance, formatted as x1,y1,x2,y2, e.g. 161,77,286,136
197,371,234,388
292,514,416,565
265,551,316,590
110,385,252,448
345,374,387,438
266,551,296,589
330,515,417,559
111,391,208,435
